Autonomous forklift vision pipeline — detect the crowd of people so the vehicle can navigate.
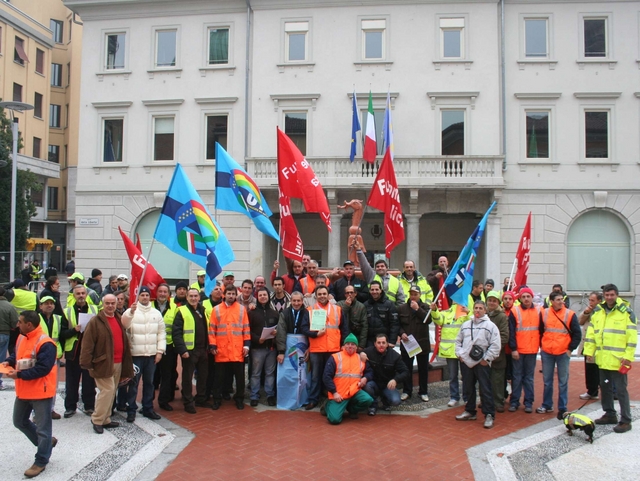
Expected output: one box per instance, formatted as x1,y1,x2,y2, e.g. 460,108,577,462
0,249,637,478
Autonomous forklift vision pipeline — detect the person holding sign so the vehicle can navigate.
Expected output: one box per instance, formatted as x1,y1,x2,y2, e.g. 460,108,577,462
305,286,348,411
249,288,279,406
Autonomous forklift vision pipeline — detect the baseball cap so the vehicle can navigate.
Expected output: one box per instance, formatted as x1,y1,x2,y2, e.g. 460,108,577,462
409,285,421,294
69,272,84,282
117,274,128,281
343,260,355,267
39,296,56,304
197,270,206,277
223,271,234,278
486,290,501,300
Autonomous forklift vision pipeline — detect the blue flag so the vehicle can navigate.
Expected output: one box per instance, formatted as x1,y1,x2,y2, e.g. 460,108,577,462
444,202,497,306
154,163,235,295
350,91,361,162
214,143,280,241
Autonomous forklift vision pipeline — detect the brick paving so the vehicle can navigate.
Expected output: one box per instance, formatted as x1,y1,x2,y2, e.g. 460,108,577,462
155,360,640,480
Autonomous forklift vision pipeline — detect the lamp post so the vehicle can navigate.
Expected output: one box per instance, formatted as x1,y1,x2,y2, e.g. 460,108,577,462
0,101,34,281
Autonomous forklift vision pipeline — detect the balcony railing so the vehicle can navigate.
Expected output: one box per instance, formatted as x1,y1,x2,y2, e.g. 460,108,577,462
246,156,504,188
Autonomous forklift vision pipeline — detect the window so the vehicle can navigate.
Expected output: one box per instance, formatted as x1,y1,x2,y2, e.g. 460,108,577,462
50,19,64,44
361,108,385,155
0,26,2,54
205,115,228,160
31,185,43,207
153,117,174,161
526,111,549,158
525,19,548,58
362,19,385,60
285,22,308,62
105,33,126,70
48,145,60,164
35,49,45,74
33,137,42,159
441,110,465,155
584,18,606,58
48,187,59,210
13,83,22,102
68,19,72,42
51,63,63,86
284,112,307,155
14,36,29,65
440,18,464,58
67,63,71,86
155,29,177,67
585,111,608,158
568,211,630,291
103,118,124,162
64,145,68,167
208,27,229,65
34,93,43,119
50,104,61,128
65,104,69,128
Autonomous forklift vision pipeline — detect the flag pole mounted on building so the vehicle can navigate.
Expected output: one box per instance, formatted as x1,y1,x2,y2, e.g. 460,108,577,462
508,212,532,291
362,90,377,164
350,88,361,162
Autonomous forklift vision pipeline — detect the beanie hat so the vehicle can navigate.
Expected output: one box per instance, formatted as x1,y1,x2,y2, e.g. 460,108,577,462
502,290,516,300
91,268,102,278
519,287,534,297
344,333,358,345
175,280,189,290
139,286,151,295
13,279,25,288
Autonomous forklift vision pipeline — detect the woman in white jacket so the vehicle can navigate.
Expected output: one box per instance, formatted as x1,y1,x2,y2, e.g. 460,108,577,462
454,301,501,429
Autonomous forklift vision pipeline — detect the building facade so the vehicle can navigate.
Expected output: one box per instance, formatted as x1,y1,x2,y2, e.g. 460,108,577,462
65,0,640,308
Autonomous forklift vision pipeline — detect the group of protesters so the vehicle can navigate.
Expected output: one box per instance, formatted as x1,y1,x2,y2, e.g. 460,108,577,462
0,248,637,478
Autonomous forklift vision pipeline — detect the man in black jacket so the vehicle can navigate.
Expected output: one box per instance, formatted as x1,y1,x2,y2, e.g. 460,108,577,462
276,292,311,359
249,288,280,406
363,281,399,347
362,333,409,415
330,260,369,303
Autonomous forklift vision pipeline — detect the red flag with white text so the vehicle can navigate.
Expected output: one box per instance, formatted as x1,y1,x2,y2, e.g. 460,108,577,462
366,149,405,258
277,127,331,231
278,191,304,262
513,212,532,288
118,227,166,304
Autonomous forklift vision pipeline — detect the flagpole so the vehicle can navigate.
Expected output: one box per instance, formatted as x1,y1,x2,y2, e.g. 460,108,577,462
423,267,448,324
506,258,517,291
135,238,156,304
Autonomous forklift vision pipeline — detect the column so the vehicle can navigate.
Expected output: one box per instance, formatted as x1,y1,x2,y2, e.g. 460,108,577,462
327,213,342,268
485,214,502,283
405,214,421,267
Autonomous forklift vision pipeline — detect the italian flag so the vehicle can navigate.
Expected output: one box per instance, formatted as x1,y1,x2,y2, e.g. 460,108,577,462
362,91,377,163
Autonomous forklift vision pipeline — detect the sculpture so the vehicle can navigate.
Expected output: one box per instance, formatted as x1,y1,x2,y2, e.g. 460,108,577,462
338,199,366,267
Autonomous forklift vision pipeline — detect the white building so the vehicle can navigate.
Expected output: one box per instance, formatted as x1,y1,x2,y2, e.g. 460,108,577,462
64,0,640,308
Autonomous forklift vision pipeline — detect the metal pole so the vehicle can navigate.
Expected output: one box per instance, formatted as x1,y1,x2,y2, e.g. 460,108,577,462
10,118,19,281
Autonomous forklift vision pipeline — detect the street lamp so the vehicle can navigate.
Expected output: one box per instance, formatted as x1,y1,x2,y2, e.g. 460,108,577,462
0,101,34,282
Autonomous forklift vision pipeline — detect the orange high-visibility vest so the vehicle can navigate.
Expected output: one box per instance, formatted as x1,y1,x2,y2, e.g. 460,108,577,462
328,350,364,400
209,302,250,362
514,305,541,354
541,307,574,355
308,302,341,353
299,277,316,295
14,325,58,400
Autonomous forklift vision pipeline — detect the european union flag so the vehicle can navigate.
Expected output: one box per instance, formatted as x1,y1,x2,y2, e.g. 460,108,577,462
350,91,361,162
444,202,497,306
154,163,235,295
214,143,280,241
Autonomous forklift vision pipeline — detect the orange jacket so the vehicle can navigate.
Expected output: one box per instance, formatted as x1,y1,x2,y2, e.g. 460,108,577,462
209,302,250,362
308,302,342,353
328,350,365,400
541,307,575,355
15,325,58,400
299,277,316,295
513,305,541,354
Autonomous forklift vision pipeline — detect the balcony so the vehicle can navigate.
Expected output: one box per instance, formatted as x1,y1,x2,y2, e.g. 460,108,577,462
17,154,60,179
246,156,504,189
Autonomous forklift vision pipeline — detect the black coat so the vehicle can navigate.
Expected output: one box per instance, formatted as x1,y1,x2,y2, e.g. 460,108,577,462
363,292,399,344
331,275,369,303
363,345,409,385
249,302,279,350
275,307,311,353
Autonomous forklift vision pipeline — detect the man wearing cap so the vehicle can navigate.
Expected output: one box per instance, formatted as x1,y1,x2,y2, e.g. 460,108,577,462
397,285,431,402
6,279,38,314
485,291,510,412
322,333,374,424
221,272,236,291
399,260,433,305
508,287,543,413
484,279,495,297
116,274,130,295
191,270,206,293
38,296,64,419
122,286,166,422
86,269,103,296
330,260,369,303
0,286,19,391
355,243,405,307
66,273,100,308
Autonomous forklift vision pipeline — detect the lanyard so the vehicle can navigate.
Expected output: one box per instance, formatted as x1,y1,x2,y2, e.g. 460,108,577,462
293,309,301,334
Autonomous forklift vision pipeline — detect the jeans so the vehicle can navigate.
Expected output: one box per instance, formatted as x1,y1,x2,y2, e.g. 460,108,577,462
363,380,401,408
128,356,157,414
0,333,9,385
13,397,53,467
181,349,208,406
64,356,96,411
541,351,570,412
600,369,631,424
510,353,536,408
461,362,495,416
400,345,429,396
446,358,462,401
309,352,332,403
325,390,373,424
250,349,277,399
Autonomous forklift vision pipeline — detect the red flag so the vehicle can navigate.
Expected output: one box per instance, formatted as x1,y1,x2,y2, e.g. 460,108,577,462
278,191,304,262
277,127,331,231
366,149,405,257
135,233,142,251
514,212,532,288
436,275,450,311
118,227,166,304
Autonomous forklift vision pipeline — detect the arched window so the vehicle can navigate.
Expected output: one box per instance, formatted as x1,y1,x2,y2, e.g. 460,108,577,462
567,210,630,292
134,210,189,283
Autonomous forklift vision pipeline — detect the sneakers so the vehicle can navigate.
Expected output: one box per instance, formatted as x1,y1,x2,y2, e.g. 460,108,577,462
595,414,618,425
400,393,410,401
484,414,494,429
24,464,45,478
420,394,429,402
63,409,76,418
508,405,517,412
456,411,477,421
496,404,505,413
447,399,459,407
524,406,533,414
368,406,377,416
613,422,632,433
579,392,599,400
536,407,553,414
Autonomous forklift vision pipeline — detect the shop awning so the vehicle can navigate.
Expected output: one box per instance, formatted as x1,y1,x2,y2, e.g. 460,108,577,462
26,238,53,251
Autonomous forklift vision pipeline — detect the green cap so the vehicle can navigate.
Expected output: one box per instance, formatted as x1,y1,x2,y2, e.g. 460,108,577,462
344,333,358,345
197,270,206,276
223,271,234,278
486,290,501,301
69,272,84,281
39,296,56,304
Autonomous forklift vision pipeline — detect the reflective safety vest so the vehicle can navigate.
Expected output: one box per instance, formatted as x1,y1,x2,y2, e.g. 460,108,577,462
39,313,63,359
163,299,183,345
432,304,470,359
308,303,342,353
584,299,638,371
513,305,541,354
176,305,207,352
299,277,316,295
541,307,574,355
209,302,250,362
190,281,204,291
15,325,57,400
563,412,594,429
64,305,99,352
467,292,486,311
373,275,400,303
10,289,37,314
328,350,365,400
203,298,221,323
399,275,433,304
